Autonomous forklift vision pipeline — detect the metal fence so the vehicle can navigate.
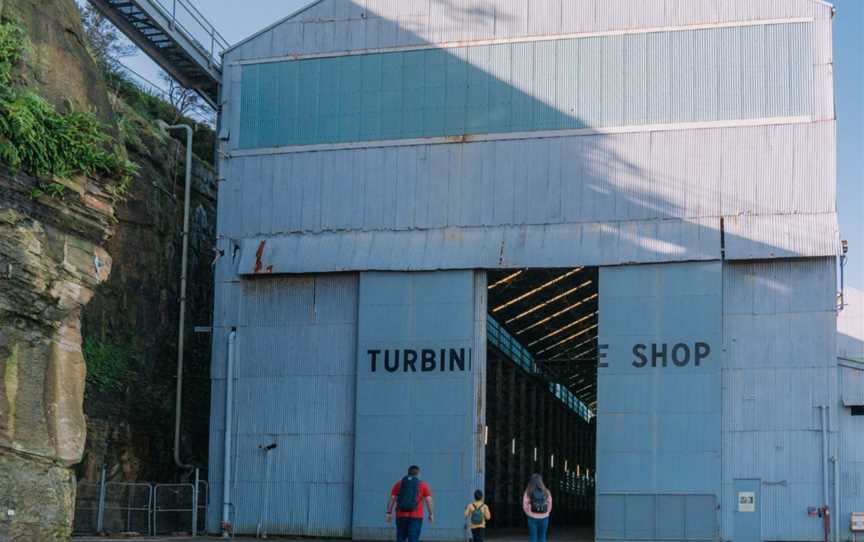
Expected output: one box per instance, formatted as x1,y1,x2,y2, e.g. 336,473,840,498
72,482,100,535
103,483,153,536
72,469,206,537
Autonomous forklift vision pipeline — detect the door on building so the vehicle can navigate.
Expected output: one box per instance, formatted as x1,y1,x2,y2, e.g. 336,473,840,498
733,479,761,542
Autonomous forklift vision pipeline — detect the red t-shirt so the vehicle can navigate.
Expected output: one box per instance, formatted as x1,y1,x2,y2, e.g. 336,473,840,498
390,479,432,518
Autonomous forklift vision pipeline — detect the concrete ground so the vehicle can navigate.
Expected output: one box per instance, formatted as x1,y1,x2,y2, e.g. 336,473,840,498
73,527,595,542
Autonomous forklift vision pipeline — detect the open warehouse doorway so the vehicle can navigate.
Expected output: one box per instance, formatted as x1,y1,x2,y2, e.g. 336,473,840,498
484,268,599,537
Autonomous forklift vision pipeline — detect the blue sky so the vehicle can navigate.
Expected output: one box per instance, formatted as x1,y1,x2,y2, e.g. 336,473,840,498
124,1,863,288
832,0,864,289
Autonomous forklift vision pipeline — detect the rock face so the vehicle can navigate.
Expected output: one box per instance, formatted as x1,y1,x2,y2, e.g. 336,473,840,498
78,129,216,486
0,0,217,537
0,0,117,539
0,154,115,541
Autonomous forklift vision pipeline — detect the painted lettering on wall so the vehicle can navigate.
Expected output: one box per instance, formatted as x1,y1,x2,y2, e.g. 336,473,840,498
368,348,473,373
632,342,711,367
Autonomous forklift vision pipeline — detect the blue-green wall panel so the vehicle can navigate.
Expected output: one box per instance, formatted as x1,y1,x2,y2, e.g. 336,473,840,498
239,23,813,149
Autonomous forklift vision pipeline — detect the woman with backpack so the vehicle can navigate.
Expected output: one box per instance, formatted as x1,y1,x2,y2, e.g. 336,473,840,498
523,474,552,542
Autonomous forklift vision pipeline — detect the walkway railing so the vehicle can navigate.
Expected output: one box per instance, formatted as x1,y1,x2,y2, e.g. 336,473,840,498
88,0,228,107
152,0,229,69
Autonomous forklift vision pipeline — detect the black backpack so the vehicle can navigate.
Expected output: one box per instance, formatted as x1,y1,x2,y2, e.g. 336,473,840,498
530,488,548,513
397,476,420,512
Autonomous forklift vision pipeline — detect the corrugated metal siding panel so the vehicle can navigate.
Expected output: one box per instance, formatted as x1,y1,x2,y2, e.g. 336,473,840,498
223,122,832,236
219,120,838,272
352,271,479,541
839,288,864,363
226,0,819,62
724,212,841,260
597,262,722,540
237,24,813,150
842,366,864,407
721,258,838,541
841,368,864,542
207,274,358,536
235,218,721,274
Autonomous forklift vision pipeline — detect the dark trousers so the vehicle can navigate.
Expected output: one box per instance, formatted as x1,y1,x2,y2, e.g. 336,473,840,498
528,517,549,542
396,517,423,542
471,527,486,542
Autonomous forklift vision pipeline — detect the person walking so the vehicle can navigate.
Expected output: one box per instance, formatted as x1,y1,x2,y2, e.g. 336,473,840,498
386,465,434,542
523,474,552,542
464,489,492,542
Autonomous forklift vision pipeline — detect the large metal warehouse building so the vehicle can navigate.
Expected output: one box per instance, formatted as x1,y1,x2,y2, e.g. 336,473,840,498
206,1,863,540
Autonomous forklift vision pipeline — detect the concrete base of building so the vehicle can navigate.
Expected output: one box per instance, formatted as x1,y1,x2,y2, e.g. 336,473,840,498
73,527,596,542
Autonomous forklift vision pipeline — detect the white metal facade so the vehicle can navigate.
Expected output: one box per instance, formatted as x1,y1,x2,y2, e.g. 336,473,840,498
208,1,850,540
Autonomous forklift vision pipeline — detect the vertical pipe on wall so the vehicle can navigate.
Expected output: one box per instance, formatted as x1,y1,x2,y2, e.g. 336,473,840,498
821,406,830,509
833,456,840,542
222,329,236,537
157,121,196,471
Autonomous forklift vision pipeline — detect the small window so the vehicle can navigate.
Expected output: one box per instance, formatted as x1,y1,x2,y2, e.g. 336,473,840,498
851,406,864,416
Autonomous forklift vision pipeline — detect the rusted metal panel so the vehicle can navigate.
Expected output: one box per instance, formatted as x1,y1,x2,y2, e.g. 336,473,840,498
234,218,721,275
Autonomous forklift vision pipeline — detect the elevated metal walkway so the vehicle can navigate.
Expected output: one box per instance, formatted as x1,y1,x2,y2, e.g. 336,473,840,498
88,0,228,108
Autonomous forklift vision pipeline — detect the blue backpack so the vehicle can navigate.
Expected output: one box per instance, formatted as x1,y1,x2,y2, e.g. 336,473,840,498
397,476,420,512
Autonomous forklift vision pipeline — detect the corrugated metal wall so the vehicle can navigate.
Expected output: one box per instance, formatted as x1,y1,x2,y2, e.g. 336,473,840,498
352,271,481,541
597,262,723,541
838,288,864,540
223,121,836,240
839,287,864,363
216,0,837,275
238,23,813,149
840,363,864,541
222,121,837,274
207,274,358,536
722,258,837,541
208,1,843,539
226,0,831,62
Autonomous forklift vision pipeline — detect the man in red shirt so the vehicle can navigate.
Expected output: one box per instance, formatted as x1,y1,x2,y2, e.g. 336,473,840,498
386,465,434,542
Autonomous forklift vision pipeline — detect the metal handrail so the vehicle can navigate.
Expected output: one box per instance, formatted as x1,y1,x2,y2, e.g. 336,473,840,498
488,316,594,421
151,0,230,68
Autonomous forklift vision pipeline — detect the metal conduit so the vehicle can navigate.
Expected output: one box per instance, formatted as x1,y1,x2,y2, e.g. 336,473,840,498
222,329,236,537
159,121,195,471
821,405,830,538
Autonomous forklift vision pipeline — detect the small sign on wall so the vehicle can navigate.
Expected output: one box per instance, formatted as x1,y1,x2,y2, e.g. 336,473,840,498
738,492,756,513
852,512,864,531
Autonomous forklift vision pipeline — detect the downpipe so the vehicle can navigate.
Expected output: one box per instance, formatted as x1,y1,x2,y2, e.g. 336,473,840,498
222,329,237,538
821,405,831,542
157,121,196,471
833,455,841,542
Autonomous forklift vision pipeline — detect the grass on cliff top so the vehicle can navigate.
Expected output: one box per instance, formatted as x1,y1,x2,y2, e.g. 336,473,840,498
0,17,138,197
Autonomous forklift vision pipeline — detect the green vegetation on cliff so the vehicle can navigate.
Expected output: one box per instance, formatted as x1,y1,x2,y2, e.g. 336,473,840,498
81,338,133,394
0,17,137,195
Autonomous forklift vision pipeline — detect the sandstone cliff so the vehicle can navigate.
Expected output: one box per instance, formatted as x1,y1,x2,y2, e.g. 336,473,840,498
0,0,216,539
0,0,118,539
